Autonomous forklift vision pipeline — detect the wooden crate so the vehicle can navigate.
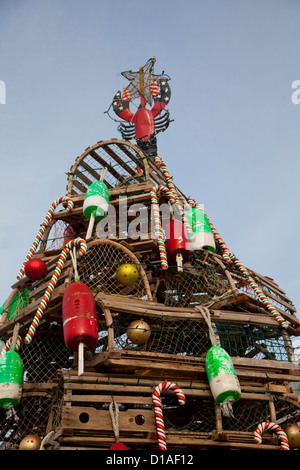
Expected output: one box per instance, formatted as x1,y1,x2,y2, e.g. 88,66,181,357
49,370,283,450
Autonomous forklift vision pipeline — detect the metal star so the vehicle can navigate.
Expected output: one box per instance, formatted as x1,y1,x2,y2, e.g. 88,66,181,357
120,57,170,107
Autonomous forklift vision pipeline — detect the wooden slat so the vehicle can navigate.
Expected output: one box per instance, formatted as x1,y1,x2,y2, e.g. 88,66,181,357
261,287,296,313
79,159,101,182
101,144,136,176
59,434,279,451
89,149,125,184
95,292,282,328
72,178,88,194
73,169,94,189
113,141,144,167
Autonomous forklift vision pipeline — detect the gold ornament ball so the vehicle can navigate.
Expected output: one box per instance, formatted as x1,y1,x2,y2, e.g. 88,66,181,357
19,434,42,450
127,319,151,345
116,264,139,286
283,423,300,448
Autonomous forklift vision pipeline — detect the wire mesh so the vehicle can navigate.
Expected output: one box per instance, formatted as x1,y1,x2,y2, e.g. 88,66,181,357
0,393,54,450
222,399,270,432
0,288,30,322
112,314,293,362
69,142,146,194
76,241,148,299
163,396,216,434
216,322,291,361
20,327,73,383
273,395,300,426
164,252,230,308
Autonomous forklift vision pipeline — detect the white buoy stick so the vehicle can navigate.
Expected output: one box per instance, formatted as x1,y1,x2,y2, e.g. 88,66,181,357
176,253,183,272
86,212,95,240
78,342,84,376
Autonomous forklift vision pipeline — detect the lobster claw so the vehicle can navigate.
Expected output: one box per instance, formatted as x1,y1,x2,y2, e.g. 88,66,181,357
112,89,134,122
151,79,171,118
112,90,127,115
154,79,171,103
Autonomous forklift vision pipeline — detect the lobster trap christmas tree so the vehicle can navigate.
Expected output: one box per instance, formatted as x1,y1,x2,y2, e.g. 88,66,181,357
0,58,299,451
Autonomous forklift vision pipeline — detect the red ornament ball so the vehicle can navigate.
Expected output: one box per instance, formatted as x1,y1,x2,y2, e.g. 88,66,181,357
25,258,47,281
110,441,129,450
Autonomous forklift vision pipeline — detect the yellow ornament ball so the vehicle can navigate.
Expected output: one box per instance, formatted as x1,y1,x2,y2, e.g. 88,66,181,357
116,263,139,286
127,319,151,345
283,423,300,448
19,434,42,450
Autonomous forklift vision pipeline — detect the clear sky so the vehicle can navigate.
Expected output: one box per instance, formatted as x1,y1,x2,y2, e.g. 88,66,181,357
0,0,299,350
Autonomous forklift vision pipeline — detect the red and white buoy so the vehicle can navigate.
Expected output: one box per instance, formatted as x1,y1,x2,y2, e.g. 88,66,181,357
165,219,190,271
62,281,98,376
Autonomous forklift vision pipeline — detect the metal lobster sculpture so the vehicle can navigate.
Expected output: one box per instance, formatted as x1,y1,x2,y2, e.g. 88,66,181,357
110,58,171,159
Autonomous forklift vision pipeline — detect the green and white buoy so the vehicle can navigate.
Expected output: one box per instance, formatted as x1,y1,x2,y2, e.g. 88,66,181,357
205,344,241,417
186,207,215,252
0,349,23,418
83,168,109,239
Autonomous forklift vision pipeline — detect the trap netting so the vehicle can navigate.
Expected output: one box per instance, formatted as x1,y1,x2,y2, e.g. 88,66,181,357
20,326,74,383
67,141,147,195
112,314,293,362
164,252,231,308
0,392,55,450
76,240,151,300
0,288,30,323
44,220,86,252
163,397,271,435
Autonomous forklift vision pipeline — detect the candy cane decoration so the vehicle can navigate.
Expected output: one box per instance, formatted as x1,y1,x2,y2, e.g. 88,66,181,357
24,237,87,344
254,420,290,450
187,197,288,329
152,380,186,450
151,184,192,270
154,156,287,328
150,185,176,270
0,333,22,358
155,156,192,233
17,196,74,279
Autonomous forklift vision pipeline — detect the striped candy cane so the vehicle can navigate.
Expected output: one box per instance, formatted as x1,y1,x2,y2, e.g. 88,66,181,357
152,380,186,450
154,156,287,329
254,420,290,450
24,237,87,344
187,197,288,329
0,334,22,358
150,185,175,270
17,196,74,279
150,185,192,270
155,156,192,235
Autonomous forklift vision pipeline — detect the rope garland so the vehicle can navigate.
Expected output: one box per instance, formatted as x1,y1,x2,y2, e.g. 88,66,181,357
24,237,87,345
152,154,288,329
154,155,191,232
0,237,88,357
150,185,175,270
188,198,288,329
17,196,74,280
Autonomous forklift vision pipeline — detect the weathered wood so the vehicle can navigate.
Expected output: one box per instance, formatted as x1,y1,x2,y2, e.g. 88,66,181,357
100,144,137,177
3,136,298,452
58,434,280,450
94,291,284,328
85,349,300,383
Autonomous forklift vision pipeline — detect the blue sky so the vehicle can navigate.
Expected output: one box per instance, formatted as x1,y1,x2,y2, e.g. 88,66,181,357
0,0,299,349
